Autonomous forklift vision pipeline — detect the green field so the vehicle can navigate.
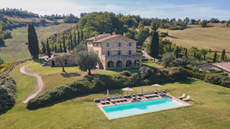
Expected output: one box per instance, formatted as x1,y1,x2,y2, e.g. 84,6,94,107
158,23,230,52
0,23,74,62
1,61,230,128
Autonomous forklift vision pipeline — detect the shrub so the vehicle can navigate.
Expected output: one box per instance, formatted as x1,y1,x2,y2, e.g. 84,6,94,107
183,68,206,80
168,67,187,81
162,52,176,67
0,77,17,114
139,66,151,79
120,71,132,77
204,74,230,87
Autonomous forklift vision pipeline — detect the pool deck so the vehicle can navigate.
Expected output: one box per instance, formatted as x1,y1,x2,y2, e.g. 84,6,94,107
96,94,191,120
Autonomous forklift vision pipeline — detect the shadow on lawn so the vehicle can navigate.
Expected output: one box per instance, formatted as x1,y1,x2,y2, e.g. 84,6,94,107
178,78,196,84
61,72,81,78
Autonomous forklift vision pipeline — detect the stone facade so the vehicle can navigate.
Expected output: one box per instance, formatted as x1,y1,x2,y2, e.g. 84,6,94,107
86,32,142,70
46,52,76,66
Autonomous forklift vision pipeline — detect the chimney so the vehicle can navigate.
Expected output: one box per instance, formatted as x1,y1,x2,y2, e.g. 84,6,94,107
94,37,97,41
103,32,105,34
123,32,126,37
112,32,116,35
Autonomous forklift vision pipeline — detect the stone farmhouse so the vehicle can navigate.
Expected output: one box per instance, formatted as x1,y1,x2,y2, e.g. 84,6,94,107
46,52,75,66
86,32,142,70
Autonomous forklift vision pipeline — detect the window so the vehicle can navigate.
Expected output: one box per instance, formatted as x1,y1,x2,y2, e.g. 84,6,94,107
128,50,132,55
106,42,110,47
107,51,111,56
117,42,122,47
128,42,132,47
96,44,99,47
117,50,122,55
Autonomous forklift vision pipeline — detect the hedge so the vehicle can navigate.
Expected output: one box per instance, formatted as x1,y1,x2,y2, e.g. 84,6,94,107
27,73,142,109
182,68,206,80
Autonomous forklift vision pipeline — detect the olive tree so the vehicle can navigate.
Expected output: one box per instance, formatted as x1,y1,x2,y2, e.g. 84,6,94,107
53,54,70,73
76,51,99,75
162,52,176,67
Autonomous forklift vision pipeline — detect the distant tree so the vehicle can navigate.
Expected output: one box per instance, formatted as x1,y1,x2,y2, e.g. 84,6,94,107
53,54,70,72
81,30,84,41
39,19,46,26
27,24,39,59
200,20,207,27
74,31,77,47
135,28,148,46
191,19,196,24
221,49,225,61
138,21,144,30
31,18,36,24
62,34,66,52
178,18,182,22
199,49,208,60
227,20,230,26
41,41,46,54
184,17,190,24
213,51,217,62
175,46,179,58
162,52,176,67
151,21,160,32
70,35,73,50
185,48,187,57
53,19,58,25
46,39,51,58
0,57,4,64
76,51,99,75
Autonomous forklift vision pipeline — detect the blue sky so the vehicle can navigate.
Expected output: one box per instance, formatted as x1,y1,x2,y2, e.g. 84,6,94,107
1,0,230,20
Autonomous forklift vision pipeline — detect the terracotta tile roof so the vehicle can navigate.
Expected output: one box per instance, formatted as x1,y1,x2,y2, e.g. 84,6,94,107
213,62,230,73
86,33,137,43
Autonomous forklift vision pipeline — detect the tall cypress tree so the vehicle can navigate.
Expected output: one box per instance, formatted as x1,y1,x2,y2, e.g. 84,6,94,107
46,39,51,58
81,30,83,41
54,45,57,53
63,34,66,52
221,49,225,61
74,31,77,47
71,36,73,50
185,48,187,57
77,30,80,45
28,24,39,59
59,42,63,52
175,46,179,58
213,51,217,62
41,41,46,54
152,32,159,59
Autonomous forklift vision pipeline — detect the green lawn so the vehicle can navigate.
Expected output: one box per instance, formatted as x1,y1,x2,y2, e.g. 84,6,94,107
1,66,230,129
0,23,74,62
158,23,230,52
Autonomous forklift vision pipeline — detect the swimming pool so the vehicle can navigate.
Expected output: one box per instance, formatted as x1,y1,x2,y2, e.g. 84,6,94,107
102,98,185,119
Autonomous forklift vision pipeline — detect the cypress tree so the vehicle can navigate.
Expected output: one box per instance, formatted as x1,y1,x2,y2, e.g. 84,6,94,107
77,30,80,45
81,30,84,41
68,41,71,51
175,46,179,58
74,31,77,47
71,37,73,50
151,32,159,59
46,39,51,58
28,23,39,59
59,42,63,52
213,51,217,62
41,41,46,54
54,45,57,53
63,34,66,52
185,48,187,57
221,49,225,61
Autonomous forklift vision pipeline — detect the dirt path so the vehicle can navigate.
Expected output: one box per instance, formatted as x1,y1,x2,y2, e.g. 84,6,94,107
20,63,43,103
142,50,161,61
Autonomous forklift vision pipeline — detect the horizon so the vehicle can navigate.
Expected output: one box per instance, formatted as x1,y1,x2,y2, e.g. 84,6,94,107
1,0,230,20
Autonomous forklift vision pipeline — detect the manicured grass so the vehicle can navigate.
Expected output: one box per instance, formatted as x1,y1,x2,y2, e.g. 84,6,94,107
28,61,81,76
158,23,230,52
0,23,74,62
1,75,230,128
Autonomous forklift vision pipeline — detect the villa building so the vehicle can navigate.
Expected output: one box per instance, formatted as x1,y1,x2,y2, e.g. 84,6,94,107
86,32,142,70
46,52,75,66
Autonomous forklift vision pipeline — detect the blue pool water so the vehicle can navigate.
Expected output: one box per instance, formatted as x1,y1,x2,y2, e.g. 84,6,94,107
102,98,184,119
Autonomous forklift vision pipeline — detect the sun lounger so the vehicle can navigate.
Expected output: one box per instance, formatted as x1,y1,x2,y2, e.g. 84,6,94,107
104,97,109,103
118,95,123,101
115,96,120,102
149,91,157,97
182,95,190,101
121,95,127,101
178,93,186,99
100,98,105,104
110,96,116,103
131,93,136,99
144,92,150,98
135,93,141,99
